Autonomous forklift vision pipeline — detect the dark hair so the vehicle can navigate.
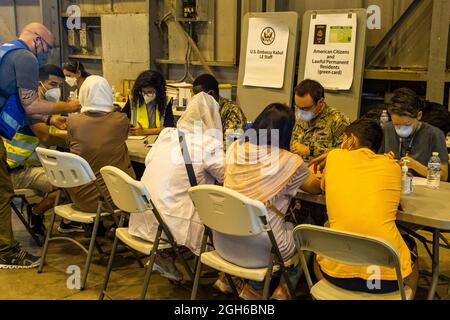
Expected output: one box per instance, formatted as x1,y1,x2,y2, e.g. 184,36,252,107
361,104,390,122
345,118,383,153
193,74,219,100
63,60,90,78
39,64,65,81
422,101,450,135
252,103,294,151
387,87,422,118
294,79,325,104
132,70,167,117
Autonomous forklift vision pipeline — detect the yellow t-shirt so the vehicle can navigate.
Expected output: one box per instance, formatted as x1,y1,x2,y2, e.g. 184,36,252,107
317,148,412,281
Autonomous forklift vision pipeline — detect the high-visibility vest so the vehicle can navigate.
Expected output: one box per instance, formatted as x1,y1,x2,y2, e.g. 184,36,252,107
129,96,172,129
0,40,29,139
3,126,41,169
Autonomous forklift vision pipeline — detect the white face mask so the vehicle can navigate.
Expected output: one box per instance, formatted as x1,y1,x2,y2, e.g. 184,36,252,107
65,76,77,87
143,92,156,104
394,125,414,138
297,108,316,122
44,88,61,102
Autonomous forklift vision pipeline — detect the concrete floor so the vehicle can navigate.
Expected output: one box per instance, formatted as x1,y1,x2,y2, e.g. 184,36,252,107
1,203,450,300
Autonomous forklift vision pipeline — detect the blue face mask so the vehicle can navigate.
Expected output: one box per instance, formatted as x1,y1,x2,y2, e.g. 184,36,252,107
394,125,414,138
34,37,49,67
297,108,316,122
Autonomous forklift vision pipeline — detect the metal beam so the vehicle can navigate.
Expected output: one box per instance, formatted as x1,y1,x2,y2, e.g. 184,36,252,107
426,0,450,105
266,0,288,12
365,0,424,67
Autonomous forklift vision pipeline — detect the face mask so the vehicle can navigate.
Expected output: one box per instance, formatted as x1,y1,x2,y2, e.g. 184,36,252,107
34,38,49,67
395,125,414,138
143,92,156,104
297,109,316,122
44,88,61,102
65,76,77,87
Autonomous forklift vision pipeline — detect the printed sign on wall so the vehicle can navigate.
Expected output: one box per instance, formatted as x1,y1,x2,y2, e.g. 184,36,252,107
243,18,290,89
304,13,357,90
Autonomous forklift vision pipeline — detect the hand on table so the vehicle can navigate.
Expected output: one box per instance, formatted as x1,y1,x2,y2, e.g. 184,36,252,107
130,121,145,136
399,156,420,171
384,151,395,160
309,152,329,174
67,99,81,112
50,115,68,130
291,143,310,157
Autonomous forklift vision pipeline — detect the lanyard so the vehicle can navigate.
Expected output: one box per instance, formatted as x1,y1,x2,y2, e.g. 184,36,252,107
398,132,416,158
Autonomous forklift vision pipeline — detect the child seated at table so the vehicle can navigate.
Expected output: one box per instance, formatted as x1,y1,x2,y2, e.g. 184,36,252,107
316,118,419,296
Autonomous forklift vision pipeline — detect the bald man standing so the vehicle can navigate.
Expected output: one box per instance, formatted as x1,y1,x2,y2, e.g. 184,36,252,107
0,23,80,268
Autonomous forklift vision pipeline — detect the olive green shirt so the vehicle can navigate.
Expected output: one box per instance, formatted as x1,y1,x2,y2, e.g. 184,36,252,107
290,105,350,159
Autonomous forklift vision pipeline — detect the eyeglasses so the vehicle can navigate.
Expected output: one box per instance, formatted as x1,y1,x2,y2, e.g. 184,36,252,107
295,103,316,111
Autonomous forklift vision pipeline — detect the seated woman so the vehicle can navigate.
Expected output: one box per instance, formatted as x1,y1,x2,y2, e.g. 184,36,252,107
63,60,91,96
380,88,448,181
128,92,224,281
316,118,418,296
213,103,322,300
66,75,135,215
122,70,174,136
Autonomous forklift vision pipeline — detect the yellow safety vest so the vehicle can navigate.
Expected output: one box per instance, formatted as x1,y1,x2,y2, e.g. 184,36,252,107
129,95,161,129
3,127,41,169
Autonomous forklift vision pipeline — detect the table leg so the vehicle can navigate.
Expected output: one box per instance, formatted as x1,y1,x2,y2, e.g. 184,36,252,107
427,229,440,300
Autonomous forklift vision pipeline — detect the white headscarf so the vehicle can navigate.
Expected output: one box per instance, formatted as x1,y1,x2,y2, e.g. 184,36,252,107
176,92,223,140
79,75,114,113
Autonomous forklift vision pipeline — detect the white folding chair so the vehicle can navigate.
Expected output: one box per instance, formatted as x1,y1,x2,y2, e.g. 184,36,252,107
293,224,413,300
35,147,114,290
98,166,194,300
10,189,43,246
188,185,298,300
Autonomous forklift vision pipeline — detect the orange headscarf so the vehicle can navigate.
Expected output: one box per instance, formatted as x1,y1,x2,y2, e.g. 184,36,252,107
224,141,304,203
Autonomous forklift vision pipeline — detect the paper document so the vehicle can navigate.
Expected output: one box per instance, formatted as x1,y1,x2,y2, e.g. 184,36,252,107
128,136,147,140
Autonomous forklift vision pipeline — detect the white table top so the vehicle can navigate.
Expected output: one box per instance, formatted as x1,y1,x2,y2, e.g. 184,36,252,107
297,180,450,231
127,138,450,230
126,136,157,163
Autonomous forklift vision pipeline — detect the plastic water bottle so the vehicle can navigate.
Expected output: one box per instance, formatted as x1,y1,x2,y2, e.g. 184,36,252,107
401,160,413,195
427,152,441,189
380,110,389,128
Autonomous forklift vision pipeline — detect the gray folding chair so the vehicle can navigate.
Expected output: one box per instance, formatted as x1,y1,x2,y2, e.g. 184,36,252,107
35,147,115,290
293,224,413,300
188,185,298,300
98,166,194,300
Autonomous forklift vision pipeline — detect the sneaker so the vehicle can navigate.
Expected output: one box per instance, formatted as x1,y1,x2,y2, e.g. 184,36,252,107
0,247,41,269
57,221,85,234
239,283,263,300
148,254,183,282
213,274,232,294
